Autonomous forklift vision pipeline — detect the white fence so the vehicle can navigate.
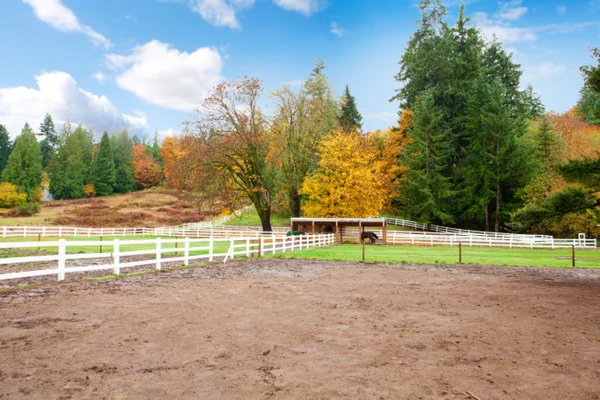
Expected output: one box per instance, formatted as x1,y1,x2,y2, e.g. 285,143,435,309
385,217,554,241
0,233,335,282
384,231,596,249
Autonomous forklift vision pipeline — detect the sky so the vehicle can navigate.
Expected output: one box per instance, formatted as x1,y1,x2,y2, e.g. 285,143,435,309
0,0,598,140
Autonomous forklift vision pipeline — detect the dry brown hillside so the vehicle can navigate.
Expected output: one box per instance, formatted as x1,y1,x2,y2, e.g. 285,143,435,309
0,190,217,227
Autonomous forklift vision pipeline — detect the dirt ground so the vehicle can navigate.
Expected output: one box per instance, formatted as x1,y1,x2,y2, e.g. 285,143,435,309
1,259,599,400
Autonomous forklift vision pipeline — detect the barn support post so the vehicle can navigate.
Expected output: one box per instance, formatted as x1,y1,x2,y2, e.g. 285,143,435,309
358,221,362,244
335,222,339,243
383,220,387,244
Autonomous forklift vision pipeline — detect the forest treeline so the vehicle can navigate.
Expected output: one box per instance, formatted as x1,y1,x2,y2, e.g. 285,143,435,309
1,0,599,236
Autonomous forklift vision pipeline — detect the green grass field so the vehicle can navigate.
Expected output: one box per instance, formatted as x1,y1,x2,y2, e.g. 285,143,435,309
266,243,600,269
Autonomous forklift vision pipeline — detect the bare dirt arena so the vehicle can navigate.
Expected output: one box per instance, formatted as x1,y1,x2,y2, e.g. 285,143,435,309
1,259,599,400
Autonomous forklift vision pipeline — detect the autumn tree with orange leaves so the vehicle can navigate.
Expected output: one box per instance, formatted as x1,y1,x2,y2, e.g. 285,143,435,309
133,144,163,189
184,78,278,231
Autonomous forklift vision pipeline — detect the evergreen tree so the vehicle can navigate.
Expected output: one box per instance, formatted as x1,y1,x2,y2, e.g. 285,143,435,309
577,82,600,125
2,124,43,201
150,131,163,165
49,125,93,199
338,85,362,133
111,131,136,194
92,131,115,196
581,47,600,94
398,91,453,224
459,79,531,231
0,124,12,176
39,114,58,168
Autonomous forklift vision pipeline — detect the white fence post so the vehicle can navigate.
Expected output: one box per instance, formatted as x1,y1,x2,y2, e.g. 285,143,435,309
2,226,6,238
156,238,162,271
113,239,120,275
230,238,235,260
272,235,276,254
58,239,66,281
23,226,27,238
209,236,214,262
246,238,250,257
184,237,190,267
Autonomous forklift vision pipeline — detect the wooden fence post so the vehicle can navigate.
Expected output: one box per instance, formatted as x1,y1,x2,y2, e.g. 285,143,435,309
184,237,190,267
572,245,575,268
100,236,103,253
258,236,263,257
113,239,120,275
459,242,462,264
58,239,66,281
156,237,162,271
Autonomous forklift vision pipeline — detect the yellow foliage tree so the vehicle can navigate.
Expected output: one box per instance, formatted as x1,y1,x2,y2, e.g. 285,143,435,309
300,130,391,217
0,183,27,208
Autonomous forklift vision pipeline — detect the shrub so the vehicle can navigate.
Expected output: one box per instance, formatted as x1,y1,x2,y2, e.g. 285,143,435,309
0,183,27,208
84,183,96,198
8,202,40,217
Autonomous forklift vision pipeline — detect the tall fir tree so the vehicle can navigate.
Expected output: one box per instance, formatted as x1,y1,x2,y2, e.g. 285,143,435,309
2,124,43,201
0,124,12,176
49,125,93,199
39,114,58,169
111,131,136,194
92,131,116,196
338,85,362,133
398,91,453,224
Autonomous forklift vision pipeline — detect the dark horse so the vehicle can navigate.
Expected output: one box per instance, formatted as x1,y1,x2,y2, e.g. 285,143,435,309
361,231,379,244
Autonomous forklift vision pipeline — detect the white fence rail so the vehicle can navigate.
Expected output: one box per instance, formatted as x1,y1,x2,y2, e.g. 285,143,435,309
0,233,335,282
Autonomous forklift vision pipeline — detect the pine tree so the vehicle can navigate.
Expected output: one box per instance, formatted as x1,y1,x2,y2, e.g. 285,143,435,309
49,125,93,199
2,124,43,201
398,91,453,224
338,85,362,133
0,124,12,176
39,114,58,168
92,131,116,196
111,131,136,194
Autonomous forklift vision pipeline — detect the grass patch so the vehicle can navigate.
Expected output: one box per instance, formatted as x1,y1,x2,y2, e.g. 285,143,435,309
265,243,600,269
223,209,290,227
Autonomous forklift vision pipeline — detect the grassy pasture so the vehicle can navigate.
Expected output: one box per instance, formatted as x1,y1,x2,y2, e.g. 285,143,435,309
266,243,600,268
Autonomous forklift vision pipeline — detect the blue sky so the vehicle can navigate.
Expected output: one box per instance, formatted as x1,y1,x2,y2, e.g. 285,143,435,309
0,0,598,140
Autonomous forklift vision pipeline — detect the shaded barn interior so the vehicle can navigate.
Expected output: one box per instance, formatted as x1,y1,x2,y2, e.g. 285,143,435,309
290,218,387,244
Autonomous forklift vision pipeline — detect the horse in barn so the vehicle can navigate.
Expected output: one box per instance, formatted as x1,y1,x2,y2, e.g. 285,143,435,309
361,231,379,244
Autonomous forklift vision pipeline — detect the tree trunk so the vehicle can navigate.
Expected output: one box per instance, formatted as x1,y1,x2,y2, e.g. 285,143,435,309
291,190,301,218
484,203,489,232
260,206,272,232
495,178,501,233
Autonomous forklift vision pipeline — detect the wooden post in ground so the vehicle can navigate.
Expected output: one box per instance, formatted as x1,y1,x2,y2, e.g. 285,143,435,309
38,233,41,251
100,236,103,253
459,242,462,264
572,245,575,268
362,238,365,263
335,221,339,244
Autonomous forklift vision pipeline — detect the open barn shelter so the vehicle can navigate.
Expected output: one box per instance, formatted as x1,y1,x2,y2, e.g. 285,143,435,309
291,218,387,244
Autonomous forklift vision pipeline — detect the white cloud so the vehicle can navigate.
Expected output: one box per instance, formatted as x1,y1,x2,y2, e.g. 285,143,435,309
522,62,567,83
0,72,148,139
556,5,567,15
106,40,223,112
474,12,595,44
330,22,345,37
189,0,241,29
272,0,323,15
495,0,528,21
285,79,305,87
175,0,323,28
92,71,106,83
22,0,111,48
